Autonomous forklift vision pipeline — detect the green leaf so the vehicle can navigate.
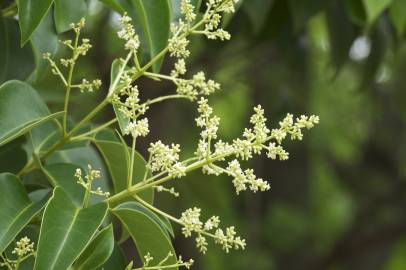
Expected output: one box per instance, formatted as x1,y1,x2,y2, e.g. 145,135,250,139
0,15,7,82
17,0,54,45
131,0,171,72
54,0,87,33
0,173,49,253
30,11,58,82
0,138,27,174
110,59,130,134
362,0,392,24
34,188,108,270
74,225,114,270
101,245,127,270
112,202,178,269
389,0,406,38
93,138,154,204
27,119,61,155
42,163,85,207
0,80,64,147
119,202,174,238
1,19,35,82
99,0,125,13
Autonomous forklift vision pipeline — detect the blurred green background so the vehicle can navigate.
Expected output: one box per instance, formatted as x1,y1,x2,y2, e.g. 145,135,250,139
2,0,406,269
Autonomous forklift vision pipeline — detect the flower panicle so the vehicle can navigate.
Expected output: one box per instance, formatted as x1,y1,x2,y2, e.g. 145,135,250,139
75,165,110,198
193,99,319,195
180,207,246,254
42,18,101,93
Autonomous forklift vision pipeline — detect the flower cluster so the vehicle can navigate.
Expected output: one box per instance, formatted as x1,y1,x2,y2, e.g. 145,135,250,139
60,38,92,67
164,0,235,100
117,15,140,52
180,207,246,253
0,237,36,269
109,15,153,139
43,19,101,93
126,252,194,270
175,72,221,100
77,78,102,93
199,0,239,41
227,160,270,194
111,74,149,138
155,185,180,197
12,237,34,257
75,165,110,198
148,141,186,178
195,97,220,158
168,0,238,59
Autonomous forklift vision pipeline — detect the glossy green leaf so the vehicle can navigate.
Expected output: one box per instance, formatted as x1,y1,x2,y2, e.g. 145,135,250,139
362,0,392,24
34,188,108,270
42,163,85,207
110,59,130,134
0,80,64,147
54,0,87,33
99,0,125,13
93,139,153,204
131,0,171,72
2,19,35,82
0,173,49,253
74,225,114,270
389,0,406,38
101,245,127,270
119,202,174,238
27,119,61,155
30,11,58,82
0,15,7,82
17,0,54,45
0,138,27,174
112,202,178,269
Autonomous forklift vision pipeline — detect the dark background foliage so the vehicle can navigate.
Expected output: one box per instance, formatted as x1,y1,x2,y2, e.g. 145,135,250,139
1,0,406,269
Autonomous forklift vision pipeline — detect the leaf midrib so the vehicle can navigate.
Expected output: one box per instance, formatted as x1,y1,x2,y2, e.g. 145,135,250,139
48,208,80,269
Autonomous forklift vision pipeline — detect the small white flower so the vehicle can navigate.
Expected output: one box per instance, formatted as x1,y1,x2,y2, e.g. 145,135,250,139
124,118,149,138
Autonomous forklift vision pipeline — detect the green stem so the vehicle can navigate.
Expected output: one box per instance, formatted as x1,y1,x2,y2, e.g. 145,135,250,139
133,263,192,270
70,118,118,141
83,186,91,208
107,158,214,205
128,137,136,188
63,32,80,135
146,94,191,106
144,72,177,82
134,195,181,225
142,155,151,183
